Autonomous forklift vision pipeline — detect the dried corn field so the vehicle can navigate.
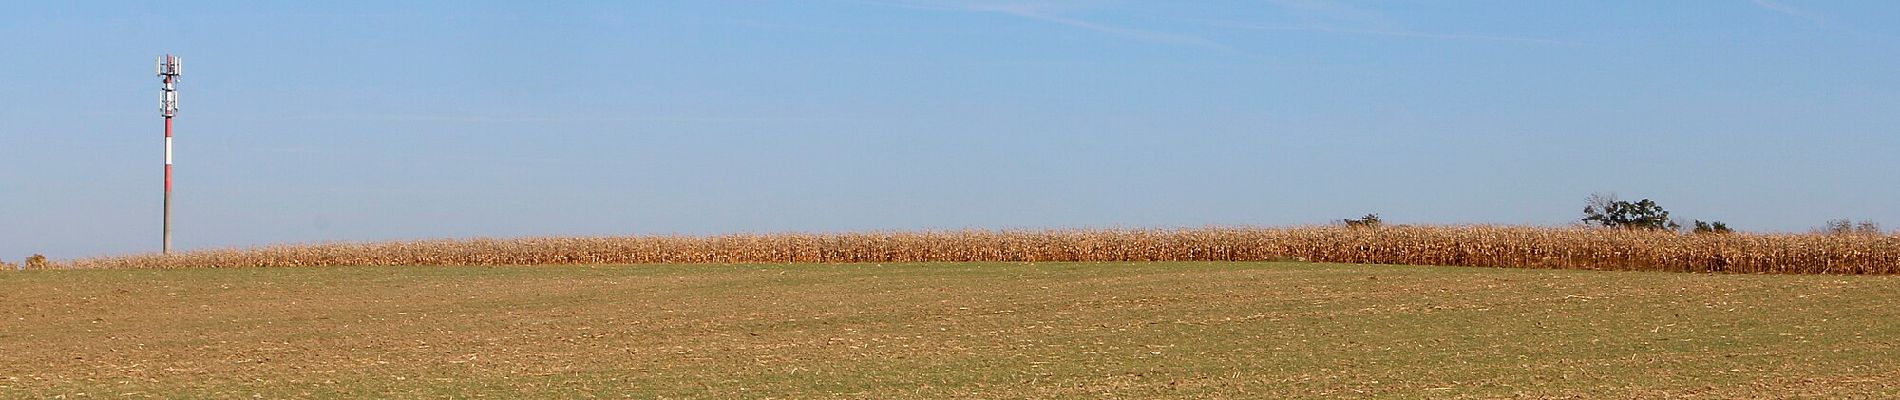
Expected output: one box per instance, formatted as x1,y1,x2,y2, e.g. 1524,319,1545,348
43,226,1900,274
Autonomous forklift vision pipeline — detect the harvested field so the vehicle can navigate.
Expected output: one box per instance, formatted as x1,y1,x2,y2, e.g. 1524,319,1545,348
2,262,1897,398
46,226,1900,274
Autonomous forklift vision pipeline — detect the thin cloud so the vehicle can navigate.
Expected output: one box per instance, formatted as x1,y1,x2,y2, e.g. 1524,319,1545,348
226,114,855,125
853,0,1242,54
852,1,1566,51
968,3,1238,52
1228,1,1569,45
1209,20,1573,46
1261,0,1402,31
1751,0,1826,26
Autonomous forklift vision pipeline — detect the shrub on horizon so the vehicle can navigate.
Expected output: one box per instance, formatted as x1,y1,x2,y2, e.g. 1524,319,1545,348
1343,214,1383,229
24,254,47,270
1692,220,1734,235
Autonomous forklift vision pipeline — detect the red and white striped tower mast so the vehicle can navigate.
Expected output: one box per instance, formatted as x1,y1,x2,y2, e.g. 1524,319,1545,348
157,54,181,254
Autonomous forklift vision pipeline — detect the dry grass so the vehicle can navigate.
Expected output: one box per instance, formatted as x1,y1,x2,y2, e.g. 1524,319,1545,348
48,226,1900,274
3,262,1897,398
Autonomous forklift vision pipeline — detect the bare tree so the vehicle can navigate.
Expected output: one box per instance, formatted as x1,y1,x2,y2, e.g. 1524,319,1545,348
1583,193,1620,223
1820,219,1883,236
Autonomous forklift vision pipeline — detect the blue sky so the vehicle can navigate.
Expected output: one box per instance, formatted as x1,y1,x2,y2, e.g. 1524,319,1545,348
3,1,1897,259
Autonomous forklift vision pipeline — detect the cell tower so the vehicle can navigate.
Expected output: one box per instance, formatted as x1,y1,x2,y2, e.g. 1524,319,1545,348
157,54,181,254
